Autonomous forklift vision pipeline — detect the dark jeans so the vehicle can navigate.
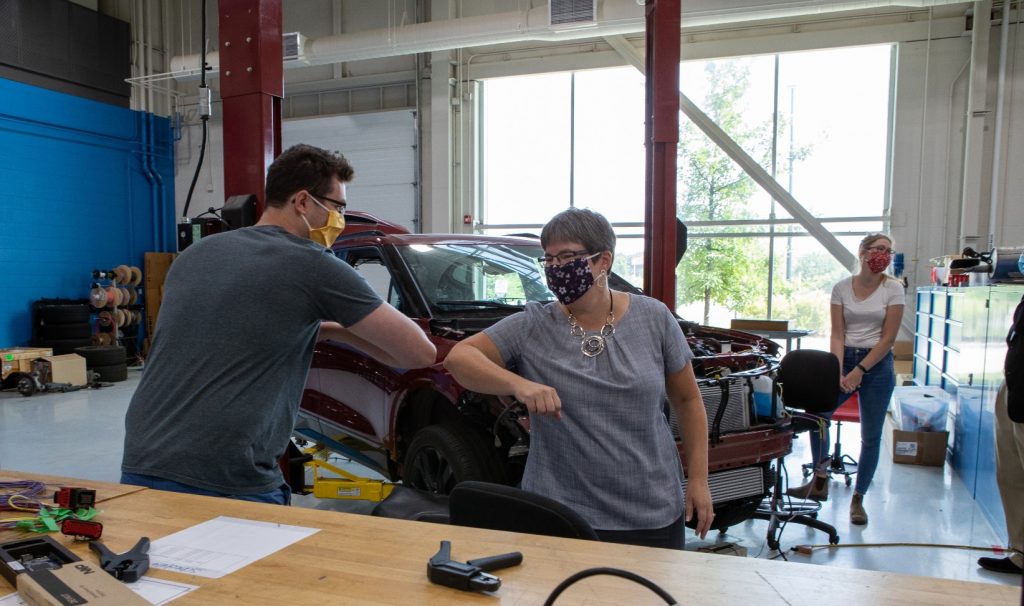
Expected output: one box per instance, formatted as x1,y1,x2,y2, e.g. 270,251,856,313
808,347,896,495
120,472,292,506
595,514,685,550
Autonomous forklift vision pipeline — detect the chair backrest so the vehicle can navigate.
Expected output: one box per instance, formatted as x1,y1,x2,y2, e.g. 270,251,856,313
777,349,840,414
449,481,599,541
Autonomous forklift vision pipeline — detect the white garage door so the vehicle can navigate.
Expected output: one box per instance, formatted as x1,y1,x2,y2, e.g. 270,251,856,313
283,110,417,231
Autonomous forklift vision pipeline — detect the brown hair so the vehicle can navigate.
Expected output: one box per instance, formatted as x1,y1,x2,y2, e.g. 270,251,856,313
541,208,617,263
264,144,354,208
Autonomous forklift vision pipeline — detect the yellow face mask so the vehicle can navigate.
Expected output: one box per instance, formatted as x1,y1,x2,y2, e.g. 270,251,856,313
303,196,347,247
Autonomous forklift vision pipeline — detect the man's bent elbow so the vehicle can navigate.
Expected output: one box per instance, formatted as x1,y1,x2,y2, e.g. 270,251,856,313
401,342,437,368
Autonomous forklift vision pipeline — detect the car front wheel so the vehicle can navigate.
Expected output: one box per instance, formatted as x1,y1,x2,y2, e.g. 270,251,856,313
403,422,505,495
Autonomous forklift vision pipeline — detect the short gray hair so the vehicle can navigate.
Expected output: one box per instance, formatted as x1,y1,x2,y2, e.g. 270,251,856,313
540,208,616,262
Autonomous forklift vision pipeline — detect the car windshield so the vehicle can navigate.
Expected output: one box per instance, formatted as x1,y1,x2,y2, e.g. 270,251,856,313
397,243,555,310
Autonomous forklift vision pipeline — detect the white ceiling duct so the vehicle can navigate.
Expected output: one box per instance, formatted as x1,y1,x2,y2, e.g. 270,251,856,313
169,0,970,78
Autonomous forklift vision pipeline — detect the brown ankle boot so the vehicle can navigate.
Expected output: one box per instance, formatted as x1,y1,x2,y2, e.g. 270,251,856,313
786,472,829,501
850,493,868,525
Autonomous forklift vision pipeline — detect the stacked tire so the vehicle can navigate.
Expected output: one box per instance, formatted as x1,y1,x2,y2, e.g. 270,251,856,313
35,302,92,355
74,345,128,382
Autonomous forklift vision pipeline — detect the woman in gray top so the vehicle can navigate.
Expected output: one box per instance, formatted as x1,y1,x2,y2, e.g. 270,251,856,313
444,208,714,549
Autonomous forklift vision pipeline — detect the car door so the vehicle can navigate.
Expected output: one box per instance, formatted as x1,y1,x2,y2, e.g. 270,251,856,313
307,246,407,446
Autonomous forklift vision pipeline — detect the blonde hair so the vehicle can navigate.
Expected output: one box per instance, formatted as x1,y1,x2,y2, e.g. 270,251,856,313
858,232,892,253
856,232,897,279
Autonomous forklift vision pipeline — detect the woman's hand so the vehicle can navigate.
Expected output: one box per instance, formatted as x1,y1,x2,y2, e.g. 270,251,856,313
685,479,715,540
513,379,562,420
840,369,863,393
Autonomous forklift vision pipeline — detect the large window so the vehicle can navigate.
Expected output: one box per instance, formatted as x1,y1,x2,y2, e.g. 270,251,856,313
481,44,894,343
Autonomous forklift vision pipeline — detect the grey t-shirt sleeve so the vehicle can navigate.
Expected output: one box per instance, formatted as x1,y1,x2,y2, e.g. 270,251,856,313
310,251,385,327
658,301,693,375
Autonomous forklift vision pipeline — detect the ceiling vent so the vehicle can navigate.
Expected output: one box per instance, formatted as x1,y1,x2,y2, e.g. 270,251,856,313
283,32,308,64
549,0,597,28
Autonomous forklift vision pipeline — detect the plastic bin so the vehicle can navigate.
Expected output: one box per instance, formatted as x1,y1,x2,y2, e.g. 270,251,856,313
892,386,950,432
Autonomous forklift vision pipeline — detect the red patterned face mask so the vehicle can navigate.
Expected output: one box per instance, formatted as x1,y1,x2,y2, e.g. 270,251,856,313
866,251,891,274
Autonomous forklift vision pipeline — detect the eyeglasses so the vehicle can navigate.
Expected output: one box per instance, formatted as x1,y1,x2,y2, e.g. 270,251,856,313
311,193,347,213
866,245,895,255
537,250,593,266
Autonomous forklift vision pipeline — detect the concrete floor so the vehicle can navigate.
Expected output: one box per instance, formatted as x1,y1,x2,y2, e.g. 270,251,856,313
1,370,1020,590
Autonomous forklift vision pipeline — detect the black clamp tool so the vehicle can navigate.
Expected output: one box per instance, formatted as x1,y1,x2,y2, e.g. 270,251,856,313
89,537,150,583
427,540,522,593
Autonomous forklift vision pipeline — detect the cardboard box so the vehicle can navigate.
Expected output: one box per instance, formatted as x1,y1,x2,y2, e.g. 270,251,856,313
1,348,53,381
730,318,791,331
892,429,949,466
894,360,913,376
18,563,148,606
144,252,177,351
39,354,87,386
893,340,914,361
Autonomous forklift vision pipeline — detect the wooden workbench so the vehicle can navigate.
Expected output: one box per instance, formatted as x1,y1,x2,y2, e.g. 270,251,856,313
1,471,1019,605
0,471,145,544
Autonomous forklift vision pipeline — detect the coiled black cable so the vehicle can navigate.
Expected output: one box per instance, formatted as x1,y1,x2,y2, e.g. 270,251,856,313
543,567,677,605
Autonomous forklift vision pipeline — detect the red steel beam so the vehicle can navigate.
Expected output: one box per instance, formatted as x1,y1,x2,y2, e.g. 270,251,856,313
219,0,283,216
642,0,680,309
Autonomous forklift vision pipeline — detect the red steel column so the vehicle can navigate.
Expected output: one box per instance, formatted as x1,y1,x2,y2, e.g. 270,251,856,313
642,0,680,309
219,0,283,216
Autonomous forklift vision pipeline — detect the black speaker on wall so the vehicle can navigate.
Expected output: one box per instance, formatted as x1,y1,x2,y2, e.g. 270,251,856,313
0,0,131,106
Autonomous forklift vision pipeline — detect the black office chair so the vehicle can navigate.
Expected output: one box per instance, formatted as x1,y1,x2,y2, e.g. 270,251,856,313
449,481,599,541
753,349,841,550
371,485,451,524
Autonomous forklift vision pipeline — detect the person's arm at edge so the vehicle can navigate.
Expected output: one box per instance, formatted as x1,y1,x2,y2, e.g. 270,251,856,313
667,363,713,539
444,333,562,419
830,303,848,390
320,304,436,368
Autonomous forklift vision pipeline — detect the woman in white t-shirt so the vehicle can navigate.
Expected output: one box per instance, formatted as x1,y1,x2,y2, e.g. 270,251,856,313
787,233,904,525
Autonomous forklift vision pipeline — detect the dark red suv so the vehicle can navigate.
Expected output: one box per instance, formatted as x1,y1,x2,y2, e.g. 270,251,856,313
294,213,793,529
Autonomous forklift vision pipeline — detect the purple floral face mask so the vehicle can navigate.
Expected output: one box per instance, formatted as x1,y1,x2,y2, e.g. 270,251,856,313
545,254,598,305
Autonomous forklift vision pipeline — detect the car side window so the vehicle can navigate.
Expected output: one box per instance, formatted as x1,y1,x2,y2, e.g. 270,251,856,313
338,250,404,312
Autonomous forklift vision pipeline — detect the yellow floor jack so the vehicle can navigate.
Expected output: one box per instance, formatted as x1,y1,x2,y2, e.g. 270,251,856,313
297,443,395,503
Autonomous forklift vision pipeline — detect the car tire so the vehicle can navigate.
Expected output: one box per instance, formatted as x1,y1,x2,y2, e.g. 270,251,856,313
74,346,126,368
402,422,506,495
38,304,91,324
40,323,92,340
93,363,128,382
39,338,94,355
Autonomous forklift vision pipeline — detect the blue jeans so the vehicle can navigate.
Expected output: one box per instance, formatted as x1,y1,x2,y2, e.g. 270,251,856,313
808,347,895,495
120,472,292,506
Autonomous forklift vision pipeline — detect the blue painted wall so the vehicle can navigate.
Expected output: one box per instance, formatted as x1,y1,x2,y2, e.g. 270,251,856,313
0,77,175,347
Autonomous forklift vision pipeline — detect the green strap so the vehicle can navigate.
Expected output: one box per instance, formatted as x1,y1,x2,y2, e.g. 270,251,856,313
12,506,99,533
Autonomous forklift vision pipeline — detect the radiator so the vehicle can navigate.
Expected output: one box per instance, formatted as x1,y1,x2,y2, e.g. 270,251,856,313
668,377,753,438
682,464,768,505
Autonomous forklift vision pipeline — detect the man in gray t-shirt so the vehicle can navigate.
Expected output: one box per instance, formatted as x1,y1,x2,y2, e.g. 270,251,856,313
121,144,436,503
